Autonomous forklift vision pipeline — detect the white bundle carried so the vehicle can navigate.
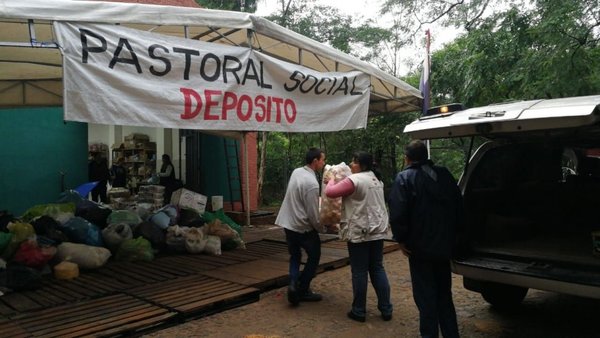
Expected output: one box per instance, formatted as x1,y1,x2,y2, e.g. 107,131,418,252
319,162,352,231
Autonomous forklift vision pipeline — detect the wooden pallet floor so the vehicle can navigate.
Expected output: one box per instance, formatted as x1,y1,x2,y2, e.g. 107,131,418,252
127,275,260,317
0,232,398,337
0,294,178,338
200,259,290,290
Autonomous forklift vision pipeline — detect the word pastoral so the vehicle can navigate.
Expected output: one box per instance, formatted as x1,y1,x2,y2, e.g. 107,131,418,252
55,22,370,132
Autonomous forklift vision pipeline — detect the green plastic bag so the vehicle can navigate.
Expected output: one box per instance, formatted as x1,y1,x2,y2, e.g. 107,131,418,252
107,210,142,227
115,237,154,262
21,203,75,224
202,209,244,250
2,222,35,260
202,209,241,235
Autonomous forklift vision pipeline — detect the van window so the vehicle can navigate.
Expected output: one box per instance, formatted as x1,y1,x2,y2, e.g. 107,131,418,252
467,143,562,192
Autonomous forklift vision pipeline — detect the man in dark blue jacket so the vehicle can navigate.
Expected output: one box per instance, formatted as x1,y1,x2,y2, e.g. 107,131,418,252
389,139,462,338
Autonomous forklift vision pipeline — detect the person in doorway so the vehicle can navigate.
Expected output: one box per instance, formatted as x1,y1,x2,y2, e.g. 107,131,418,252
389,140,463,338
324,151,393,322
88,152,110,203
157,154,176,204
275,147,326,306
110,157,127,188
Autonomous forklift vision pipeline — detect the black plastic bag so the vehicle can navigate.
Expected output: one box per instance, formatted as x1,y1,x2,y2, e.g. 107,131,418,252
75,200,112,229
134,221,166,251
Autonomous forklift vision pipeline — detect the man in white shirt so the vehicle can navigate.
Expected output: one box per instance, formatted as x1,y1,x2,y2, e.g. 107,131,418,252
275,147,326,306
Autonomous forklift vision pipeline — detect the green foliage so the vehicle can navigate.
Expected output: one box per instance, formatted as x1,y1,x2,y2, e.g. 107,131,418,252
388,0,600,107
259,112,419,204
266,0,383,54
259,0,600,205
195,0,257,12
397,0,600,177
427,137,487,179
432,3,600,107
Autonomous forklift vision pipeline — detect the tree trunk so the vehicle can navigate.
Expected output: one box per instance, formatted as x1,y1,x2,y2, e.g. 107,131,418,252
257,131,268,206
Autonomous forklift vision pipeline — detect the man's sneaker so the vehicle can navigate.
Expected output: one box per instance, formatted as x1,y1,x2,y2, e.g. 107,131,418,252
299,289,323,302
381,313,392,321
287,282,300,306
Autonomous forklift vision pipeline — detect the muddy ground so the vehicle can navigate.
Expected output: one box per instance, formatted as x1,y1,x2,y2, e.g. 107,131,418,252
145,248,599,338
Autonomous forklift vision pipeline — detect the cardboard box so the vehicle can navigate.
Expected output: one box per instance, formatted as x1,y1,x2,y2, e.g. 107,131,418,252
171,188,207,214
125,133,150,142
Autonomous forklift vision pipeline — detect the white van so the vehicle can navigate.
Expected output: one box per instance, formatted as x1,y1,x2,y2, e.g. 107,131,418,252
404,95,600,308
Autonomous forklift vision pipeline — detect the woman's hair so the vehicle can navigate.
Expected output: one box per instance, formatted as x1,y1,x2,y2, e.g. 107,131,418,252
161,154,172,172
353,151,383,181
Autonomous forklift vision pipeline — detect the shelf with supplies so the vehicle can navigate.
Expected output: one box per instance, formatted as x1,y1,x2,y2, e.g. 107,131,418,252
111,134,157,187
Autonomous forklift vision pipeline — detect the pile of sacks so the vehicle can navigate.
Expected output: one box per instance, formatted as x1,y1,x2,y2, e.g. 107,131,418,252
0,190,245,291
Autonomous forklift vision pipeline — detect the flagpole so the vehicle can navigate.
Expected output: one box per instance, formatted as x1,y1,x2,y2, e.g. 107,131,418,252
422,29,432,158
424,29,431,112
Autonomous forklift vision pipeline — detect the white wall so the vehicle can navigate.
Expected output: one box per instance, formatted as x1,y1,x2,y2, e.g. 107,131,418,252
88,124,182,182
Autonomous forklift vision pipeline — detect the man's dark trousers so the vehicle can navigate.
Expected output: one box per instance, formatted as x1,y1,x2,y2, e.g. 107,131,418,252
285,228,321,293
409,256,459,338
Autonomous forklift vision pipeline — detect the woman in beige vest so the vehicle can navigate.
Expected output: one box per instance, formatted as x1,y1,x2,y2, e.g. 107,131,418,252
325,151,393,323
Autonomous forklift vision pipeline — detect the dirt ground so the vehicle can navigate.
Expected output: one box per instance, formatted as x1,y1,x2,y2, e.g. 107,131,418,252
145,248,599,338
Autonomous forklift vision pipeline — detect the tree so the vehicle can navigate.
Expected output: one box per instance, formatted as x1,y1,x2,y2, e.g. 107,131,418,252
376,0,600,175
256,0,412,205
430,2,600,107
267,0,380,54
352,20,411,77
195,0,257,12
380,0,526,34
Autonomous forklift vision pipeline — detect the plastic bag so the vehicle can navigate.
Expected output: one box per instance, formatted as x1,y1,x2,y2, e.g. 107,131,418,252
102,223,133,251
13,239,57,269
2,222,36,260
0,232,13,255
60,217,104,247
30,216,69,244
202,209,244,250
165,225,189,253
149,211,171,230
134,221,166,251
179,207,205,227
205,219,237,241
149,205,178,230
21,203,76,225
184,227,206,254
115,237,154,262
202,209,241,234
320,162,351,228
56,242,111,269
203,235,222,256
107,210,142,227
75,200,112,229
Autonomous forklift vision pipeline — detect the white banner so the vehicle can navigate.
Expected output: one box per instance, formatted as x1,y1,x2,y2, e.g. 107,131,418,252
53,22,370,132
